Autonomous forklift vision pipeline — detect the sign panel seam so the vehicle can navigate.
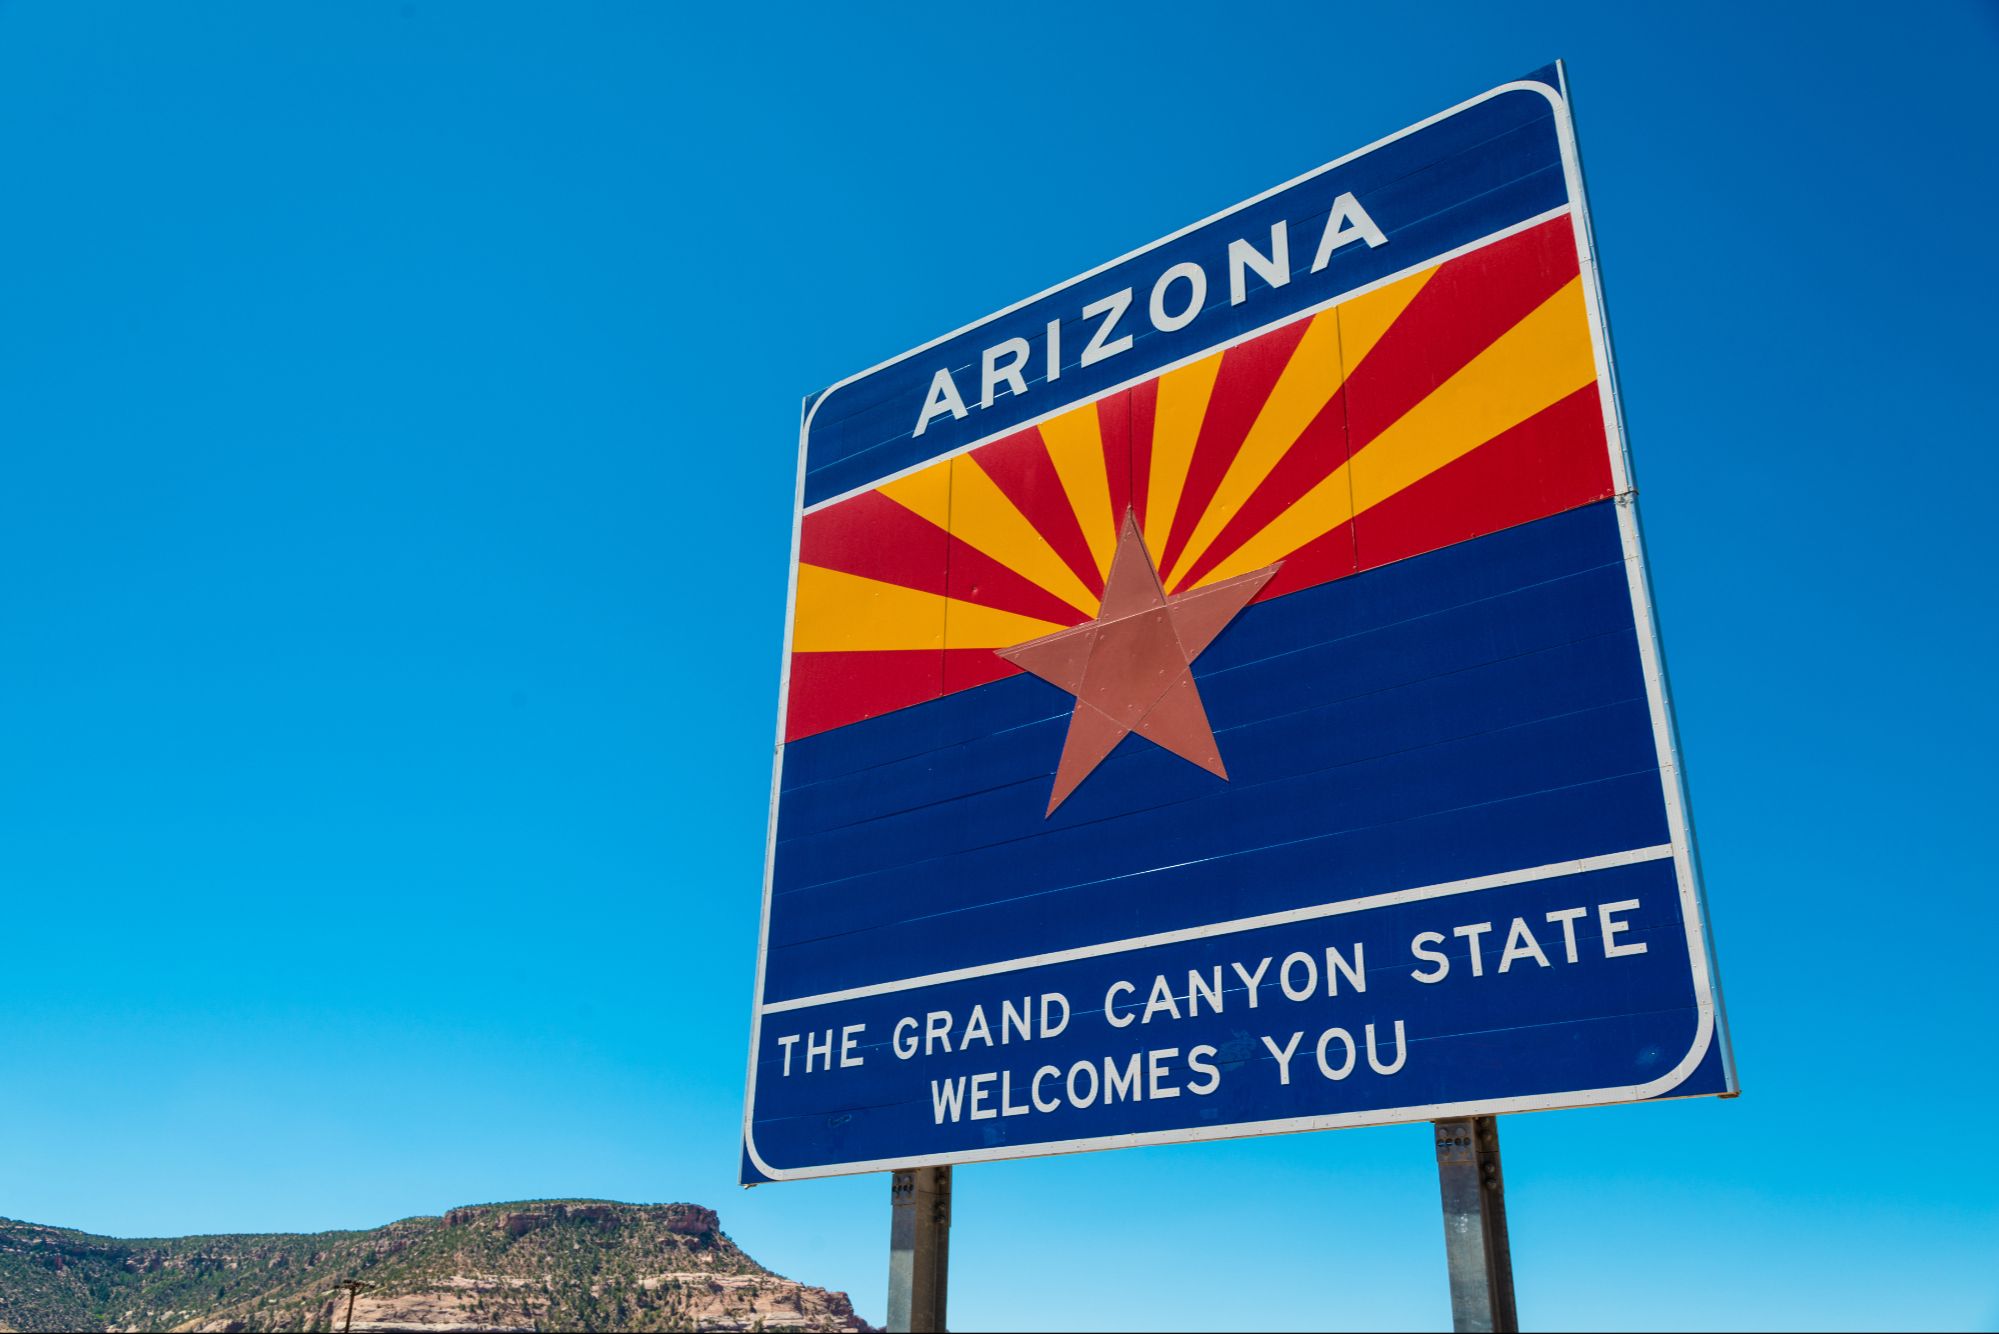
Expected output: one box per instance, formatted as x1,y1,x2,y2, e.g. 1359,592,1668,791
742,62,1733,1184
761,842,1671,1014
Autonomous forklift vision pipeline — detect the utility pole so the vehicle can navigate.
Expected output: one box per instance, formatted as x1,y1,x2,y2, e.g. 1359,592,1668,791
333,1278,372,1334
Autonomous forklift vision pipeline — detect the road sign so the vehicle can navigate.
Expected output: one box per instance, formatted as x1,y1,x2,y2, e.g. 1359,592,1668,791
743,62,1733,1184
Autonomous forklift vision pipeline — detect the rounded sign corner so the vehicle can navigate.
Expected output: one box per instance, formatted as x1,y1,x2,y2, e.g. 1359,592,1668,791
750,69,1726,1179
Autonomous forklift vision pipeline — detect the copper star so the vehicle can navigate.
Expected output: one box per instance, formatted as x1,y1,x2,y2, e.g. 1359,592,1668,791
996,510,1281,816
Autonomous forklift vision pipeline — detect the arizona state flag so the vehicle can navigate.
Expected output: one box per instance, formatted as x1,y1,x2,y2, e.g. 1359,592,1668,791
746,67,1732,1184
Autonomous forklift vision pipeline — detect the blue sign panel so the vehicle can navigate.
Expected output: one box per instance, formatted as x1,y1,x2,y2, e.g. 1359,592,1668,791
745,64,1732,1183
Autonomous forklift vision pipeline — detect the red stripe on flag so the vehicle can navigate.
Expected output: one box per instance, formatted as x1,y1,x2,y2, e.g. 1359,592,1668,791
1175,215,1584,590
1098,388,1136,539
800,474,1083,625
1353,383,1613,574
798,491,948,595
944,647,1022,696
973,427,1105,599
1157,320,1311,579
1344,216,1580,450
1126,379,1157,531
785,650,943,742
1253,517,1357,603
1172,386,1351,592
945,533,1095,627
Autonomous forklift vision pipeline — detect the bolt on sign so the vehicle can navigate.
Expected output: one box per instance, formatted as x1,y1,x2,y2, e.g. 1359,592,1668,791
742,63,1734,1183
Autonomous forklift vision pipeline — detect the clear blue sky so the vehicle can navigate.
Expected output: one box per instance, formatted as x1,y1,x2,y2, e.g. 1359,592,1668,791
3,3,1995,1330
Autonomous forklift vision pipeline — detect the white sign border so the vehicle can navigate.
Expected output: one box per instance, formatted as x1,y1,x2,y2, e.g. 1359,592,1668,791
741,63,1736,1184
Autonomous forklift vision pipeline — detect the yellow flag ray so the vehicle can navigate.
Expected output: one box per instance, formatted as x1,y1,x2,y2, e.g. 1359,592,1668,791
1143,351,1222,555
1038,401,1117,580
1163,265,1434,588
792,564,1065,653
1199,276,1598,584
877,457,952,528
943,453,1101,617
876,448,1099,618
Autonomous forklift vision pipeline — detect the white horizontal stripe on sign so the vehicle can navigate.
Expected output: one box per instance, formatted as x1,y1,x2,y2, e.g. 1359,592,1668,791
761,843,1674,1014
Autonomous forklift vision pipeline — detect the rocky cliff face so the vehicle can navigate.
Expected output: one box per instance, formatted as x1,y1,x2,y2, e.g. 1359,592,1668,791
0,1201,870,1333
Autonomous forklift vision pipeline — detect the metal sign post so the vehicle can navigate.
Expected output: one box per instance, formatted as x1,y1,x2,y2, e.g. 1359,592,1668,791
1434,1117,1517,1333
886,1165,951,1333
